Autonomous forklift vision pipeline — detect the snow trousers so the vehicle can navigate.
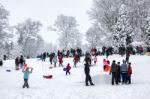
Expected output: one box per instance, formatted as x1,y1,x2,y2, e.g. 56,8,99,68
23,79,29,88
121,72,128,84
66,71,70,75
128,74,131,84
111,72,118,85
85,73,93,85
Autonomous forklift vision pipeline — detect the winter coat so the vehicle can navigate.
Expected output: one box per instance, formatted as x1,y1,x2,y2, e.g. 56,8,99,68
22,69,32,79
84,56,91,65
120,63,128,73
84,63,90,74
20,57,25,64
58,56,63,64
117,64,121,73
110,63,118,73
53,56,57,63
74,56,78,62
93,57,97,62
128,66,132,74
15,57,20,66
66,64,71,72
0,60,3,66
103,60,108,66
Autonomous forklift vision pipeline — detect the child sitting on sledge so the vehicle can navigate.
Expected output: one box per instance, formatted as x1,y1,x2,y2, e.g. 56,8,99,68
22,66,33,88
66,63,71,75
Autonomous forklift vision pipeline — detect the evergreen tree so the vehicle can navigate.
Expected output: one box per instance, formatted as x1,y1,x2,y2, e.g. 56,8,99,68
113,4,133,47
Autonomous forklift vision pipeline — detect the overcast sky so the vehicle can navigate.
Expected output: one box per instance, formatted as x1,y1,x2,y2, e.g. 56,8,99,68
1,0,93,44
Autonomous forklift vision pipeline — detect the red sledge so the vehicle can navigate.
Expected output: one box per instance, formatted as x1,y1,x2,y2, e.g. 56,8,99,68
49,66,53,69
43,75,53,79
104,65,110,72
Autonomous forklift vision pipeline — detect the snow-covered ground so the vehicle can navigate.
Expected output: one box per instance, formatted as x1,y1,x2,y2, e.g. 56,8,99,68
0,55,150,99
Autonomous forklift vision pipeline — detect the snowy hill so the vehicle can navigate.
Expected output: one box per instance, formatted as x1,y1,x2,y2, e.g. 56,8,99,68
0,55,150,99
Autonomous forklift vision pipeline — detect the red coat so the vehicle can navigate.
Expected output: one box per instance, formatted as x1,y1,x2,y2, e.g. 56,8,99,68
58,56,63,64
66,64,71,71
74,56,78,62
128,66,132,74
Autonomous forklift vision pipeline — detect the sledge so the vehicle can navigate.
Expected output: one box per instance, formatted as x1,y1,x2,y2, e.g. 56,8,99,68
15,68,19,71
43,75,53,79
145,52,150,56
6,69,11,72
49,66,53,69
104,65,110,72
63,68,66,71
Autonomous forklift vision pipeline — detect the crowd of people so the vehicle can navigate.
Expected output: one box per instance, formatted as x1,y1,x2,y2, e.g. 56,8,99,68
109,60,132,85
0,45,149,88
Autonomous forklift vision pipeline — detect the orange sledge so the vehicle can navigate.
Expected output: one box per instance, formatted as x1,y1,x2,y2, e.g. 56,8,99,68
104,65,110,72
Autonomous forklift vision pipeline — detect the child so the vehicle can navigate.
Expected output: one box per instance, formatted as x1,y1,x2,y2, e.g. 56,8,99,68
53,56,57,67
103,59,108,70
93,55,97,65
73,55,78,68
22,67,33,88
58,55,63,67
66,63,71,75
128,62,132,84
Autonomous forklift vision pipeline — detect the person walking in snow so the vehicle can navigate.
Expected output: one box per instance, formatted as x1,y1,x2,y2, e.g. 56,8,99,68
73,55,78,68
19,55,25,68
0,59,3,66
22,67,33,88
49,53,55,65
66,63,71,75
58,55,63,67
109,60,118,85
84,61,94,86
120,60,128,84
3,55,7,60
53,55,57,67
127,62,132,84
84,54,92,66
93,55,97,65
15,57,20,70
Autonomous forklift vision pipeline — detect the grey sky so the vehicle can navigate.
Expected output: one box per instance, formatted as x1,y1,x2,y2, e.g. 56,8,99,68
1,0,93,44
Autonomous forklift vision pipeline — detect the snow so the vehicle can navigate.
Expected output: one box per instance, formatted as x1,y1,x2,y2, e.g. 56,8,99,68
0,55,150,99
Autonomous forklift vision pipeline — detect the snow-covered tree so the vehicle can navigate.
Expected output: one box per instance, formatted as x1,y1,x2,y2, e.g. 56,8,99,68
88,0,150,47
113,4,134,47
15,19,42,57
86,24,102,48
50,14,82,49
143,15,150,45
0,4,11,56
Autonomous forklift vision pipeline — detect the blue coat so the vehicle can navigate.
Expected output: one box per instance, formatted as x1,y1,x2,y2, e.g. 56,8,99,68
120,63,128,73
22,70,32,79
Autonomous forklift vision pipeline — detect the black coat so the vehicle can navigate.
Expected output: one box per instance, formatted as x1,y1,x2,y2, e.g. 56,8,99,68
0,60,3,66
84,63,90,74
110,63,118,73
15,58,19,66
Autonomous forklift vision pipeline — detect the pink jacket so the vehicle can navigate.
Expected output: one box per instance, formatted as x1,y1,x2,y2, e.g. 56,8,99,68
93,57,97,62
103,60,108,66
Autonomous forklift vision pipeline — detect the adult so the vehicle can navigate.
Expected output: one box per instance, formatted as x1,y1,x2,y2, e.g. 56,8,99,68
120,60,128,84
84,61,94,86
0,59,3,66
110,60,118,85
15,57,20,69
19,55,25,68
